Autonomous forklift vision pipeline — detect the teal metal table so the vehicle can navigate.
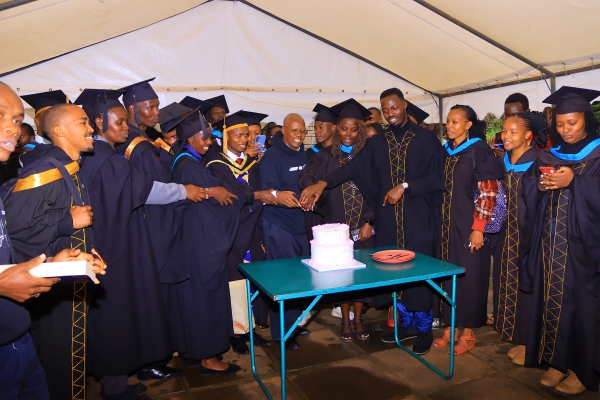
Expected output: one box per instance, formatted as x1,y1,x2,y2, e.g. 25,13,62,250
239,246,465,400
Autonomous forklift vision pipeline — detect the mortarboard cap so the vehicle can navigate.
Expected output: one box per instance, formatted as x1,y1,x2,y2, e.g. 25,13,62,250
406,101,430,124
21,90,70,116
330,98,372,123
240,111,268,127
203,95,229,114
75,89,126,132
179,96,213,115
159,102,191,133
175,107,209,142
542,86,600,114
120,78,158,107
212,110,248,154
312,103,337,124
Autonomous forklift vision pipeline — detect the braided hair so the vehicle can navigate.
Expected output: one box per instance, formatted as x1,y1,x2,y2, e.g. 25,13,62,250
550,111,600,145
505,111,550,149
450,104,486,140
331,119,368,158
170,137,187,159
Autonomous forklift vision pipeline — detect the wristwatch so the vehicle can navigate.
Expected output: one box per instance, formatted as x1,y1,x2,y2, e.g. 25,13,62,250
365,219,375,226
401,182,409,190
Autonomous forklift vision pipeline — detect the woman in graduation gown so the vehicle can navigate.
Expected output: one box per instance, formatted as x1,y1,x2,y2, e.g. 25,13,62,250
491,111,548,366
163,109,242,374
299,100,375,341
77,89,190,397
433,104,504,356
523,87,600,395
205,111,277,353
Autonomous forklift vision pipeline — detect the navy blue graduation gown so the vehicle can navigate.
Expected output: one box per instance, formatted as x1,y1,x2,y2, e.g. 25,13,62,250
116,124,180,273
206,153,262,282
163,150,240,360
325,121,445,311
81,139,173,378
4,144,93,400
523,138,600,391
436,138,504,328
491,148,540,345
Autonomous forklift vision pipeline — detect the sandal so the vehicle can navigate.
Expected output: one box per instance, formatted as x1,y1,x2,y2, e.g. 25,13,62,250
454,334,476,356
256,323,270,330
353,318,370,341
340,320,353,342
432,327,458,348
486,313,494,325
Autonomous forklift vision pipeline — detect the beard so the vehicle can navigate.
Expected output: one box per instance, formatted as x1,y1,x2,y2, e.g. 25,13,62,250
388,113,406,126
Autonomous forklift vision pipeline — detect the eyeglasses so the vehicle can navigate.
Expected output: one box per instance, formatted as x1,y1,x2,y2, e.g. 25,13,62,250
283,126,307,135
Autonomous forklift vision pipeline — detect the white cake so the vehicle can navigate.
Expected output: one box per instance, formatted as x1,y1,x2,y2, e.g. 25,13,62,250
310,224,355,267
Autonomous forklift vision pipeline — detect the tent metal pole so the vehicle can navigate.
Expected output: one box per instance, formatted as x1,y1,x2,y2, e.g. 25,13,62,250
550,76,556,93
438,95,444,143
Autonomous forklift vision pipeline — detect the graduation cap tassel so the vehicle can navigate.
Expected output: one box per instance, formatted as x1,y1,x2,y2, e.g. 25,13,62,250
102,91,108,132
222,115,228,154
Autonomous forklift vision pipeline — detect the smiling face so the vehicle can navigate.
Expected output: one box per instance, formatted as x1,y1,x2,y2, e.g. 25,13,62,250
445,109,472,142
282,115,306,151
381,95,407,127
135,98,160,128
0,84,22,161
337,118,359,147
50,105,95,156
555,112,587,144
314,121,336,146
98,107,129,146
501,117,531,151
187,131,212,155
227,125,250,157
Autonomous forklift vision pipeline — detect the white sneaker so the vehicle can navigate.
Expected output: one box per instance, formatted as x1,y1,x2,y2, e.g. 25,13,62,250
331,307,354,320
298,310,312,326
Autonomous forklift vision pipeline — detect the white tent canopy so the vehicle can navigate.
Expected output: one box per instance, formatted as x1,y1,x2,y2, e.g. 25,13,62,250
1,0,600,124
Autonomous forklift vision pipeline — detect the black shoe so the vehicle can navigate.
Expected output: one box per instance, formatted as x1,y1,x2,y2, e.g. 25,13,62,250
250,331,271,347
380,325,418,344
273,338,301,351
413,331,433,355
199,363,241,375
230,335,250,355
294,327,310,337
136,365,183,381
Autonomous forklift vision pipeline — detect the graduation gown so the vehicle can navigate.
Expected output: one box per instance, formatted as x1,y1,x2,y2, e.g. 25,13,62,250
4,145,93,400
116,124,180,273
163,150,241,360
206,153,263,282
522,137,600,391
81,139,173,378
491,148,540,344
299,146,375,250
437,138,504,328
325,121,445,311
302,143,326,240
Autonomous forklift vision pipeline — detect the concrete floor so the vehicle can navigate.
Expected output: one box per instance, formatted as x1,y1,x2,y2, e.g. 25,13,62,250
87,305,599,400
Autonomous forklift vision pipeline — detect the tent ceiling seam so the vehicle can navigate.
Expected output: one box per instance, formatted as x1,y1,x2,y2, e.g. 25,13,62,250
412,0,556,78
241,0,438,96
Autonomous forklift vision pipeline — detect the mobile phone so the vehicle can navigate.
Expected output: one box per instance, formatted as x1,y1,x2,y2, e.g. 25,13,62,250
539,166,556,175
493,143,504,149
254,135,266,147
350,227,376,242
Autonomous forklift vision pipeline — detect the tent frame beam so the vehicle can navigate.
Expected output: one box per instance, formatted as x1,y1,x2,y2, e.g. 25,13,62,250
240,0,434,96
413,0,556,79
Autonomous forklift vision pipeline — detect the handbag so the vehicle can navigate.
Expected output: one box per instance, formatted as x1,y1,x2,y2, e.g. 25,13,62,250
472,149,507,234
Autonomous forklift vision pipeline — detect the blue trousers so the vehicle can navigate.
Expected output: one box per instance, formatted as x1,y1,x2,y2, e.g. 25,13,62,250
262,219,309,341
0,333,48,399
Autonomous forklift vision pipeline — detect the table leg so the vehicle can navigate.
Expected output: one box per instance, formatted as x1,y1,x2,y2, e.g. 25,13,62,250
245,280,273,400
392,275,459,380
279,300,286,400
